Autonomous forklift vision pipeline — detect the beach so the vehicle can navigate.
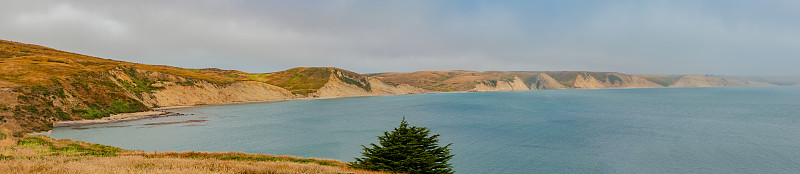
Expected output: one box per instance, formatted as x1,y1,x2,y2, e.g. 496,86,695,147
52,111,183,128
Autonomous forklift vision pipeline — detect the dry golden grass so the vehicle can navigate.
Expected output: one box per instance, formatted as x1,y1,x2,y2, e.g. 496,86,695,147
372,71,498,91
0,155,389,174
0,39,250,87
0,135,391,174
253,67,371,95
0,39,257,133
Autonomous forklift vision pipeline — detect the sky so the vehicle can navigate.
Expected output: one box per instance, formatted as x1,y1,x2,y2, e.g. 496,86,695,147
0,0,798,76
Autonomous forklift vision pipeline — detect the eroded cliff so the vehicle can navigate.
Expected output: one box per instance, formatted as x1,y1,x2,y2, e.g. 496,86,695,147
0,39,783,134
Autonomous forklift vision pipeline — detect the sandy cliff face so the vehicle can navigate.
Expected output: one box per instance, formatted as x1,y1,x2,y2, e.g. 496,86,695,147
146,81,294,107
670,75,774,87
109,68,294,108
670,75,725,87
570,73,662,89
315,74,373,98
531,73,568,90
366,77,431,95
0,88,19,106
509,76,530,90
572,74,606,89
603,74,663,88
316,75,429,98
471,76,530,91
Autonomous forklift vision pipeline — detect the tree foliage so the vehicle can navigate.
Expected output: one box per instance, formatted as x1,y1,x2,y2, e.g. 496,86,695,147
351,118,454,174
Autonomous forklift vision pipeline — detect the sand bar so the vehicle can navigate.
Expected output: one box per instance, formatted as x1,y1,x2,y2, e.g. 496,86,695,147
53,111,183,128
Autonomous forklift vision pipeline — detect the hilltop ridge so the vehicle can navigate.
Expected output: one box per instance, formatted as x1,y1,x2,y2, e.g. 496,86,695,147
0,39,780,134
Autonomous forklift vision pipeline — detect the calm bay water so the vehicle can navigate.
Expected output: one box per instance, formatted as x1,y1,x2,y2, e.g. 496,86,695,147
49,87,800,173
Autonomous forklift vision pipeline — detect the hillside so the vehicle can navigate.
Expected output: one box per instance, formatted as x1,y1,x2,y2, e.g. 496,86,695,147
0,39,781,136
0,38,786,173
0,135,386,174
371,71,774,92
0,39,427,135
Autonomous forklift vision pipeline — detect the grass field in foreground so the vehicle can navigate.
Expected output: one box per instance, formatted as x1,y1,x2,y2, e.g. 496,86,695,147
0,135,388,174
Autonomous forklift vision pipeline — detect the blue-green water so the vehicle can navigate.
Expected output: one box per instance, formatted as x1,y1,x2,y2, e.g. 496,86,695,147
49,87,800,173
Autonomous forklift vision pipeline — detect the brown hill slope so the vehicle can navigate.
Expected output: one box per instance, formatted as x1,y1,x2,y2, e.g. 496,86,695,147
640,75,776,87
0,39,780,135
372,71,775,92
250,67,372,95
0,40,294,133
371,71,665,91
0,135,387,174
0,39,427,134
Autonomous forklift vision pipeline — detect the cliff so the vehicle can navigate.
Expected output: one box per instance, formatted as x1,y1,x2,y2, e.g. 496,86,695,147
530,73,568,90
0,40,428,134
669,75,774,87
641,75,776,87
371,71,701,92
471,76,530,91
0,39,783,134
107,67,295,107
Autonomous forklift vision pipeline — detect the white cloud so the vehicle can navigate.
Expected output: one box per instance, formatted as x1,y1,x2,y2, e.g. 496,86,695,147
15,4,130,38
0,1,796,76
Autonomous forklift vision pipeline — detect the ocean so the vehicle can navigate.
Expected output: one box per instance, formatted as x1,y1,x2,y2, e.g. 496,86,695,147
48,87,800,173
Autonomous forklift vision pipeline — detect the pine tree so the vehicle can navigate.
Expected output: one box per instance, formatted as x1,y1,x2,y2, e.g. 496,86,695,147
351,118,454,174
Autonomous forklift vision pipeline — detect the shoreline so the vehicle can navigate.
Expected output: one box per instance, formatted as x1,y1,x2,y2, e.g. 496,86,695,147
52,111,183,128
49,94,410,128
52,86,782,129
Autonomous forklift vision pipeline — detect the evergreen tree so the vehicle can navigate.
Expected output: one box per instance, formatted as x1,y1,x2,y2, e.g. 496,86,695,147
351,118,454,174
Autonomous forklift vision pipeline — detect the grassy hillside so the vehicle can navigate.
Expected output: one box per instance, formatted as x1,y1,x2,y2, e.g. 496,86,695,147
253,67,372,95
640,75,684,87
0,40,250,87
0,40,265,134
0,135,386,174
371,71,629,91
0,39,381,134
0,39,394,173
370,71,515,91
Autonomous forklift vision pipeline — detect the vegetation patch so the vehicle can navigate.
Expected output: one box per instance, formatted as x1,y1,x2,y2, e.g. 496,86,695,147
73,100,149,119
133,162,155,169
117,67,165,98
15,136,123,157
607,74,623,84
338,75,371,91
174,80,196,86
641,75,683,87
260,67,333,94
132,151,340,166
18,137,52,147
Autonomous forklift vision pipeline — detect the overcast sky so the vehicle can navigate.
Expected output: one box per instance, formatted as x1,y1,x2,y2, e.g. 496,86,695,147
1,0,798,76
